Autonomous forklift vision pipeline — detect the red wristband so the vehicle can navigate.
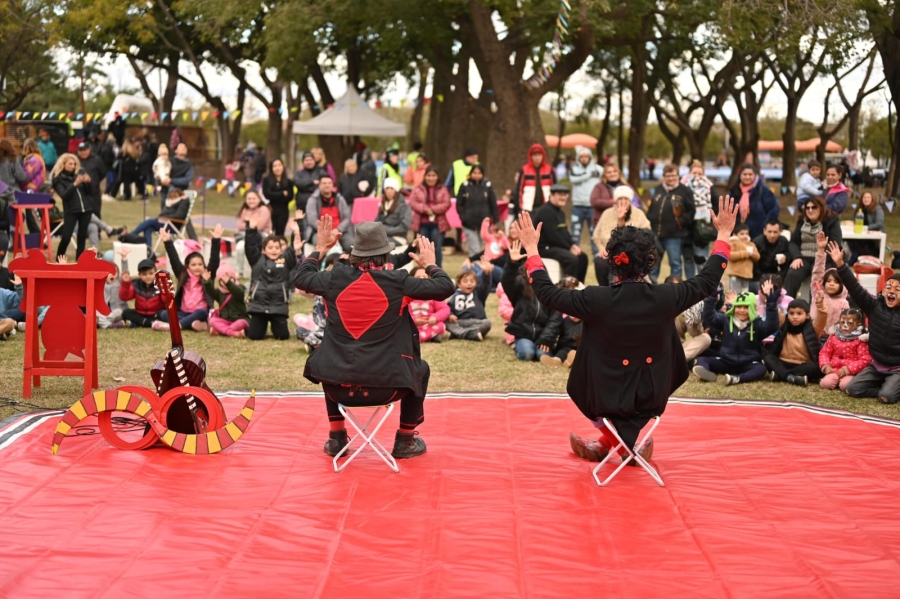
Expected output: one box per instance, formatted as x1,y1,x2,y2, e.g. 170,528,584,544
712,240,731,260
525,255,545,275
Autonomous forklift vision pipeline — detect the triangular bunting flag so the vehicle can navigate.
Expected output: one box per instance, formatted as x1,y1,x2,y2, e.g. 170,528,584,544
40,112,48,120
145,184,155,195
233,110,241,118
22,112,30,119
290,106,299,112
788,206,796,216
216,183,225,193
192,112,198,121
16,112,23,120
201,111,209,121
161,112,169,121
206,179,215,189
789,186,796,194
239,186,248,196
223,111,230,119
244,182,252,190
49,112,56,119
886,200,895,213
141,113,148,121
182,112,190,121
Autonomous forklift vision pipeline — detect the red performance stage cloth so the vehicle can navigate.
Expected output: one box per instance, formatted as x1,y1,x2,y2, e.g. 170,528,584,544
1,393,899,597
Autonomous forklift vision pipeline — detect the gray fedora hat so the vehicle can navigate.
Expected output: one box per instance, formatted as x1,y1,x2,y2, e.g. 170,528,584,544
351,221,395,257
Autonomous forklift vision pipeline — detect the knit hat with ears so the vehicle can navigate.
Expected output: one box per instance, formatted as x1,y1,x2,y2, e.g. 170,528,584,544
726,291,759,339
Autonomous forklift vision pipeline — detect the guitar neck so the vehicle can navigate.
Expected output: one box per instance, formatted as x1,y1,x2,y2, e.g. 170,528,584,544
165,297,184,350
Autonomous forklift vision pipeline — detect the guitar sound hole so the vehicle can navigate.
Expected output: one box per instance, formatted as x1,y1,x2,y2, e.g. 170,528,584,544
165,396,203,434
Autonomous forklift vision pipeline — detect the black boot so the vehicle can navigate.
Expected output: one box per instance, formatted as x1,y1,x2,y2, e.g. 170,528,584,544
324,429,349,456
391,430,426,459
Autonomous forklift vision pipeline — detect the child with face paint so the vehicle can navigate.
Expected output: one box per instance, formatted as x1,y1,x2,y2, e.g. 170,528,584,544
811,231,849,339
763,291,828,386
830,240,900,403
819,309,871,391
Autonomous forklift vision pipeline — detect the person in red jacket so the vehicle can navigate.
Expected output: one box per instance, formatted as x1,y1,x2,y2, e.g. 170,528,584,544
408,166,452,267
119,258,166,328
512,143,555,215
819,308,872,391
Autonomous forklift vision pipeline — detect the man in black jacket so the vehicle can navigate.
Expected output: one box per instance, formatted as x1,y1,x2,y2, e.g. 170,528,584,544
752,218,790,281
77,142,107,218
291,218,455,460
648,164,695,283
533,184,588,282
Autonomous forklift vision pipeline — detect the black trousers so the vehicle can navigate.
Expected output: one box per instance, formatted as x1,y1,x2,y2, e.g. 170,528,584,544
541,247,588,282
323,384,425,431
783,257,814,298
607,416,651,450
594,256,611,286
270,204,289,236
248,313,289,340
56,211,93,259
123,308,166,327
763,355,823,382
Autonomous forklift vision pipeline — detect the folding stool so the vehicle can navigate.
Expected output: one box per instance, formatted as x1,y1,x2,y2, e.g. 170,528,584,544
592,416,663,487
333,402,399,473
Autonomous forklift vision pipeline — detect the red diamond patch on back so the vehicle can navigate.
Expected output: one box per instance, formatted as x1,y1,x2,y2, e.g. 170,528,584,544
335,272,389,339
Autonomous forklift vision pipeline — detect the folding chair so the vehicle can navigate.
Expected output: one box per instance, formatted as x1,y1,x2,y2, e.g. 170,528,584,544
333,402,399,473
152,190,197,252
592,416,663,487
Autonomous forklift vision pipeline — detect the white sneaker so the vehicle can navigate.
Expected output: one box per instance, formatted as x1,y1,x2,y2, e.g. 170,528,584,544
151,321,170,332
16,322,25,332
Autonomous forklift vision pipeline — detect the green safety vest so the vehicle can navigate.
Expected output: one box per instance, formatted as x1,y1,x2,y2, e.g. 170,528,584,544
452,159,473,196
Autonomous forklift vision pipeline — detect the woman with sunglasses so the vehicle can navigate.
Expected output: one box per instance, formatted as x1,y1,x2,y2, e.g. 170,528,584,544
784,196,842,297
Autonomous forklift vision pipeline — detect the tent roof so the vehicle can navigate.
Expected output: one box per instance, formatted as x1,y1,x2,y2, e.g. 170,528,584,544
293,87,406,137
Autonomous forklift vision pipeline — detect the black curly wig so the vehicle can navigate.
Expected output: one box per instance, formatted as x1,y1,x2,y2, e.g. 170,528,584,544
606,226,658,281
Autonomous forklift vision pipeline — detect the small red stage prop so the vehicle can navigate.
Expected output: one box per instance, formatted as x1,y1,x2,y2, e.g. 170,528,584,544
9,249,115,398
11,191,54,260
50,271,254,455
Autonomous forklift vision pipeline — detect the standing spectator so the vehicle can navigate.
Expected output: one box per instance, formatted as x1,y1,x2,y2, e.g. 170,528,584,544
337,158,373,203
357,148,377,190
728,163,780,239
456,164,499,261
784,195,842,298
100,136,117,196
375,178,412,242
293,152,326,209
51,153,93,260
0,138,27,198
568,146,603,255
37,130,58,171
169,128,184,153
405,142,424,183
823,164,850,215
304,175,353,253
797,159,823,210
512,144,555,216
646,157,657,180
533,184,588,282
589,162,627,226
137,139,155,199
408,166,452,267
680,160,720,278
108,113,127,145
262,158,295,235
445,147,478,197
20,139,45,192
648,164,695,282
253,147,267,184
153,144,172,209
111,139,141,200
592,186,652,285
377,148,404,196
404,153,429,188
753,218,790,281
76,141,107,218
311,147,336,181
167,142,194,192
724,223,759,293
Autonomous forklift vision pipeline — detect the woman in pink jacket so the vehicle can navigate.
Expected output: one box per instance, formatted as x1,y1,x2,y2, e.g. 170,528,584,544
407,165,452,267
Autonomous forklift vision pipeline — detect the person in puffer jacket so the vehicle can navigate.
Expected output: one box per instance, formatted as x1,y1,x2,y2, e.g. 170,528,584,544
120,258,165,328
245,217,299,340
409,266,452,342
502,245,562,361
819,308,872,392
693,281,780,385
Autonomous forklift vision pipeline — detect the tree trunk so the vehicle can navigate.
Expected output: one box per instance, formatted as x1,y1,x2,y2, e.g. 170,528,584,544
266,81,284,162
424,62,470,176
162,56,179,114
848,105,861,150
409,64,428,146
617,87,625,168
318,136,354,179
781,96,799,188
868,2,900,195
627,47,649,189
596,86,612,160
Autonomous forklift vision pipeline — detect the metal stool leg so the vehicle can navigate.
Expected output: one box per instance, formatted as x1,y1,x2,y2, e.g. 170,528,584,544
333,403,399,473
592,417,664,487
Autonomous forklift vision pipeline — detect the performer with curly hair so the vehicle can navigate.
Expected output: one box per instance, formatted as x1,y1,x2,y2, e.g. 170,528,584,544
512,196,739,464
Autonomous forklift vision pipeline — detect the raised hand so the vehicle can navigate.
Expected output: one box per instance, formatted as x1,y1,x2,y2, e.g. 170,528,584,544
315,214,342,253
515,212,542,254
814,288,826,308
295,209,305,220
478,258,494,273
760,279,774,299
200,268,211,282
117,246,131,258
509,239,526,262
212,223,224,239
725,289,738,304
121,271,132,284
815,230,827,251
248,217,259,230
409,236,436,268
159,228,171,243
57,255,69,264
711,195,738,237
826,240,844,267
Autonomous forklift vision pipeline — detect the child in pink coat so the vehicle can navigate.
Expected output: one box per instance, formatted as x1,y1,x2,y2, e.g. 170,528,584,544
409,267,451,342
495,282,515,345
819,308,872,391
481,218,510,262
812,231,849,338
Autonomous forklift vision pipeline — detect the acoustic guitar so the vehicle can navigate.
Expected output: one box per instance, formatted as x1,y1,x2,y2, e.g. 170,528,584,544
151,270,224,434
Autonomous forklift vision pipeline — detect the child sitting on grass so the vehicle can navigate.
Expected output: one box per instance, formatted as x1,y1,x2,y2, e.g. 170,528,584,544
725,223,758,294
0,273,23,340
120,257,166,328
763,291,828,386
410,266,451,342
540,276,582,368
202,263,249,338
811,231,849,340
503,240,562,361
693,280,780,385
819,308,871,392
245,217,300,340
159,225,222,332
294,254,339,352
97,253,128,329
446,265,493,341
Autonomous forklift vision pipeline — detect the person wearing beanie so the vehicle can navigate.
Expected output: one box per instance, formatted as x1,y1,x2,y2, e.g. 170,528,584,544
293,151,327,209
763,293,828,386
512,144,555,215
591,185,651,285
377,148,404,197
693,281,781,385
203,263,250,338
568,146,603,255
445,147,479,197
375,177,412,242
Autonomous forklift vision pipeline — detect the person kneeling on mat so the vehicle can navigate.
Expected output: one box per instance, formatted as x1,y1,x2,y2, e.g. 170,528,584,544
291,217,455,459
514,195,739,464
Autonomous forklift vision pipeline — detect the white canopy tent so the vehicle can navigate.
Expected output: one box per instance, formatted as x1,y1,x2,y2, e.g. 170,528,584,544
103,94,155,126
292,87,406,137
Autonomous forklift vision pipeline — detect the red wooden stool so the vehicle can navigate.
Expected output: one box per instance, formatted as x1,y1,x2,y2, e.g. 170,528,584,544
8,250,115,398
11,191,54,260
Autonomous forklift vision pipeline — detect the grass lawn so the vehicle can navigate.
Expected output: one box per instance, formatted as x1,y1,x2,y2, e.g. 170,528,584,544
2,188,898,422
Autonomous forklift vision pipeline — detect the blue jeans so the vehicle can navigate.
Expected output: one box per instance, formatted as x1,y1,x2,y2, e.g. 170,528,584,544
682,243,710,279
418,222,444,267
651,237,683,282
570,205,598,255
515,338,551,362
160,308,209,329
131,218,166,247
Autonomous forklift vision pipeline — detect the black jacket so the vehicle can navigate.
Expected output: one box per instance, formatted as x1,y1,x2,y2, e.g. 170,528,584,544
293,166,327,206
447,270,491,320
245,228,298,316
555,316,582,352
648,184,695,239
752,233,791,279
291,254,455,396
534,202,572,251
769,320,821,363
52,171,91,215
80,153,107,215
456,179,499,230
788,216,842,263
531,251,727,420
501,260,561,346
702,293,780,365
262,174,295,209
837,264,900,367
158,198,190,221
338,171,375,203
375,199,412,238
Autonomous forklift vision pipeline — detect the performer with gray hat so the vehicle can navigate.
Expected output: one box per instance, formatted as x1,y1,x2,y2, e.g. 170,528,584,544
533,183,589,282
291,217,455,459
